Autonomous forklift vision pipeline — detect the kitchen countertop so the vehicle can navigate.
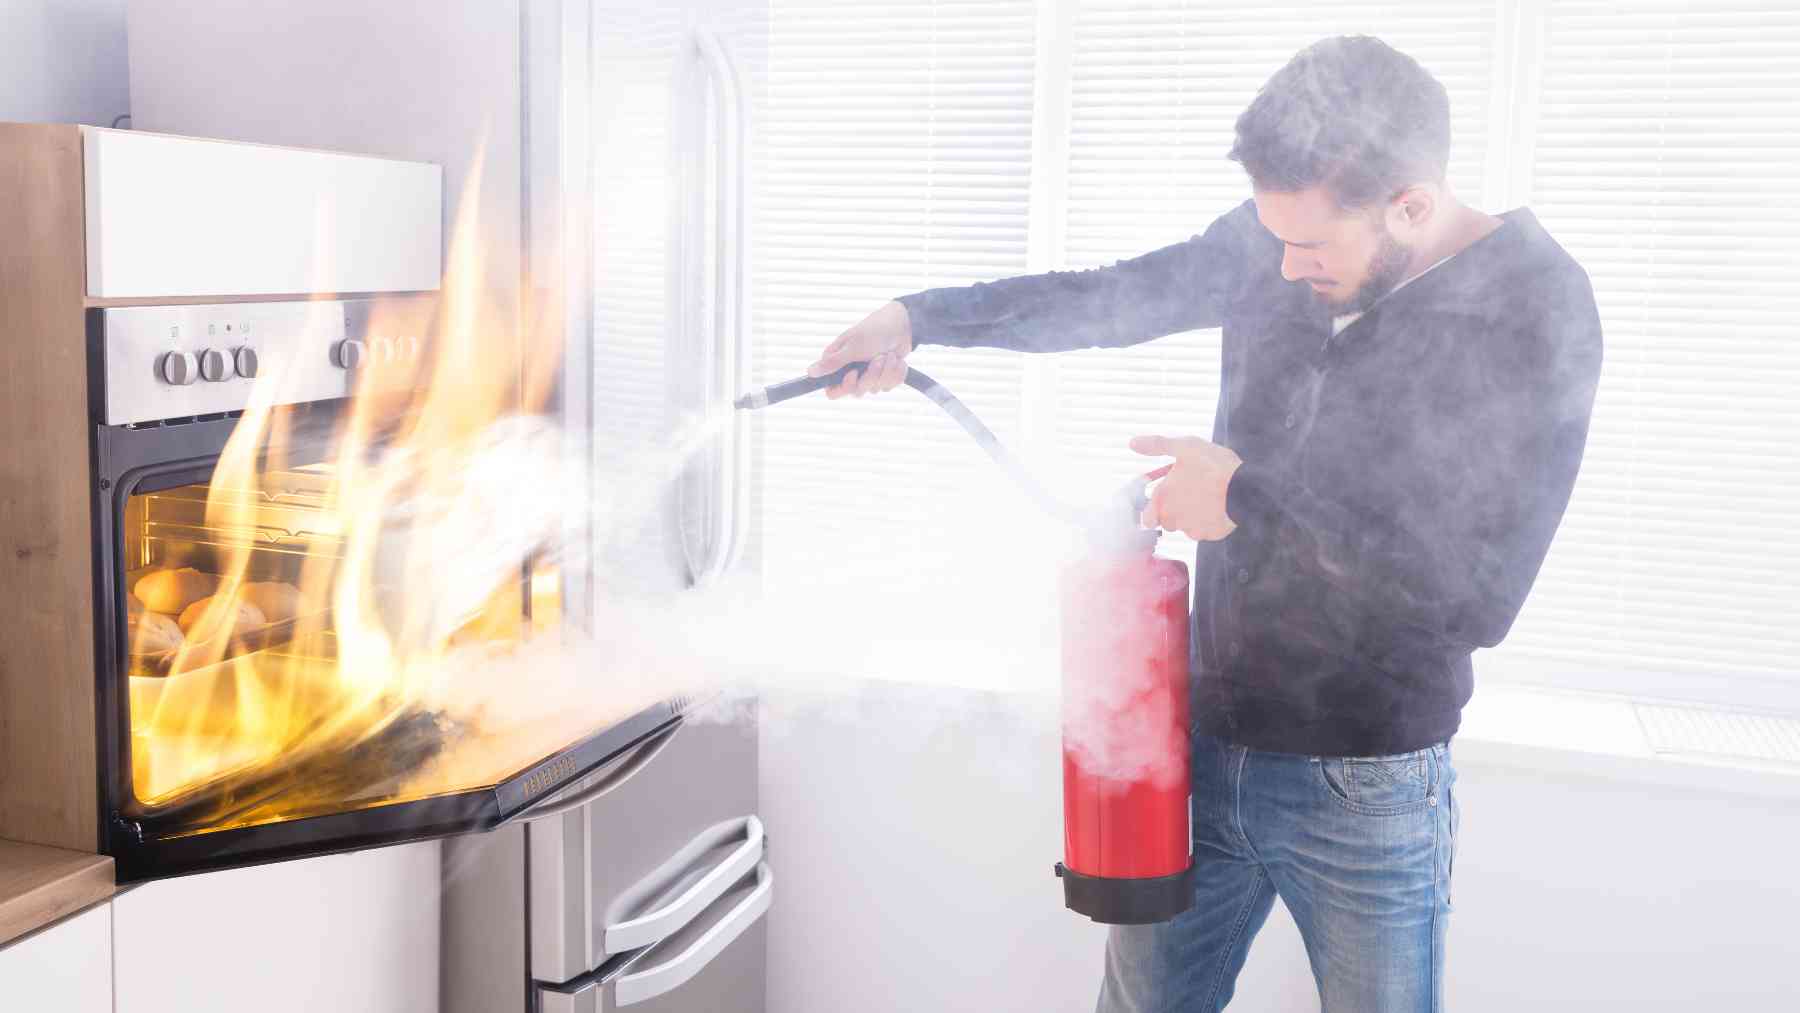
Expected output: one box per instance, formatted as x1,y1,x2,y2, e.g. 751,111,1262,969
0,839,114,947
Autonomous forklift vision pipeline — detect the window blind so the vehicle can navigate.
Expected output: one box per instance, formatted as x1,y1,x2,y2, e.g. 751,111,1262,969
1052,0,1501,564
1487,0,1800,705
753,0,1043,600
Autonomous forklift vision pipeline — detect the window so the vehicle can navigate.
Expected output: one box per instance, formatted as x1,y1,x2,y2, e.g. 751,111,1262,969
753,0,1044,623
1480,0,1800,709
751,0,1800,707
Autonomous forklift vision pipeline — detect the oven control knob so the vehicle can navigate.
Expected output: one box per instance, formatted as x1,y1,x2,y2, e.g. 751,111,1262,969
333,338,366,370
234,346,259,379
159,350,198,386
198,348,229,382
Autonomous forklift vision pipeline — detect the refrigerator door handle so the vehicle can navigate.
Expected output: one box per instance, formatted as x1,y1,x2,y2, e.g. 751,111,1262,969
613,861,774,1007
605,814,765,952
709,27,752,581
512,721,683,824
685,26,751,588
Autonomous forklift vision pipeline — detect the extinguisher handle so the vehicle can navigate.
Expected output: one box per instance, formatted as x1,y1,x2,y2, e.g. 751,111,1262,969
1105,462,1175,541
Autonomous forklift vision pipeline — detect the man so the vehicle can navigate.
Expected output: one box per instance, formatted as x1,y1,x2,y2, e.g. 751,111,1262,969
810,35,1601,1012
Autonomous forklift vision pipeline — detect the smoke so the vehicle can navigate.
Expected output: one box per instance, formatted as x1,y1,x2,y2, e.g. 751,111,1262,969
1059,553,1192,793
372,414,592,652
383,406,1189,793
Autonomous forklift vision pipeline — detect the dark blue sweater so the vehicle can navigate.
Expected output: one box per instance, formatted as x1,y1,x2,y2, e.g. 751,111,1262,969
899,201,1603,756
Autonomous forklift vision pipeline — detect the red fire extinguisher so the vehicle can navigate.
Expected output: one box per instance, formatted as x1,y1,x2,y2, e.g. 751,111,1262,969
735,365,1194,925
1054,465,1193,923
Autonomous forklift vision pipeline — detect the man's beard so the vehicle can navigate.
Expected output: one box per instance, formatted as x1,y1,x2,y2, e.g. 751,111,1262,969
1317,227,1412,314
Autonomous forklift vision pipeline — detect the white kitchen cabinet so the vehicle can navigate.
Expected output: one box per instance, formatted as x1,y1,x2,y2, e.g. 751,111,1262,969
0,903,113,1012
112,842,439,1013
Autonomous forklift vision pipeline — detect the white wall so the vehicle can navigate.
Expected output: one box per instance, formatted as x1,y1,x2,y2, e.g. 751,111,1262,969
760,681,1800,1012
126,0,521,318
1447,764,1800,1010
0,0,130,125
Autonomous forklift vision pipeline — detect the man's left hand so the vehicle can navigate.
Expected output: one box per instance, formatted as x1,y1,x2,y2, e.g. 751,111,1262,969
1129,435,1244,541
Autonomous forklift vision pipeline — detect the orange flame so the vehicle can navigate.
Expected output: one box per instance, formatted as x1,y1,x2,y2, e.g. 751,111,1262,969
125,148,627,824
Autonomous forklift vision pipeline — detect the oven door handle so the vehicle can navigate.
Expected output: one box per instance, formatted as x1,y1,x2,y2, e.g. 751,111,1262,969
604,814,765,953
514,721,682,823
614,861,773,1007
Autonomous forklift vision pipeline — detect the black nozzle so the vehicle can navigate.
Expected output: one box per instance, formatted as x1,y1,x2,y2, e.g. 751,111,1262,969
734,362,863,410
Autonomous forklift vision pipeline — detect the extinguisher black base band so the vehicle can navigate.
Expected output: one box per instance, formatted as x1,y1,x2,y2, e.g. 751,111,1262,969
1055,862,1195,925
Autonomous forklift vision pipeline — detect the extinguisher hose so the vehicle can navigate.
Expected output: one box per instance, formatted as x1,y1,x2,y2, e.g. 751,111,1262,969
735,362,1090,527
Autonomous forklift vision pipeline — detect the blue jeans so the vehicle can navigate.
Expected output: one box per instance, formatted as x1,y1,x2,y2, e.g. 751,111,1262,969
1096,734,1459,1012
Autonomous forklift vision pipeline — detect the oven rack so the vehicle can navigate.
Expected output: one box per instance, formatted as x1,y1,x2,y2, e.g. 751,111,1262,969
136,519,346,558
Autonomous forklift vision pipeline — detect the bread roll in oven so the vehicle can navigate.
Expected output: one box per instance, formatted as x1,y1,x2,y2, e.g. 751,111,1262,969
133,567,218,615
176,596,266,643
239,582,306,625
128,608,185,655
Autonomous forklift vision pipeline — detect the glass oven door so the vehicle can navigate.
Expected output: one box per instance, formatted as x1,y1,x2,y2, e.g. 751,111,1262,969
95,408,685,881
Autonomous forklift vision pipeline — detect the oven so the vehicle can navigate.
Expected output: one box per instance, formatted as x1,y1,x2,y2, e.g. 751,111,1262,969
0,123,710,885
88,297,692,882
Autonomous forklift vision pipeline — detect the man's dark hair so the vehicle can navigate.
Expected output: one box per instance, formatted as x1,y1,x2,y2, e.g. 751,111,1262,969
1229,36,1451,211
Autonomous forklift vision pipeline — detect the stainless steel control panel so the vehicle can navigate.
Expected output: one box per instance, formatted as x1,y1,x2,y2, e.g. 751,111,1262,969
98,300,427,426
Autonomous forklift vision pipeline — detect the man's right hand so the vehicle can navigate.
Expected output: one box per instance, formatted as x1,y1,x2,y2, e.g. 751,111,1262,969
807,300,915,399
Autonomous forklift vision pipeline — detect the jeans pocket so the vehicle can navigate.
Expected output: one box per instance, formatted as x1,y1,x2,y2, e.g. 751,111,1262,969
1315,749,1433,815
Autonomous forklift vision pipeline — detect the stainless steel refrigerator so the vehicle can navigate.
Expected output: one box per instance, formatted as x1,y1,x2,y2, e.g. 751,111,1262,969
450,2,771,1005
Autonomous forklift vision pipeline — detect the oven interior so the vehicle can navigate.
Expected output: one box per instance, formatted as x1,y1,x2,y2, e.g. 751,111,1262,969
118,456,569,837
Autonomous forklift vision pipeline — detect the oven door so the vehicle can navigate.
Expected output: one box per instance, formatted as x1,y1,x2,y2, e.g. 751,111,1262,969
92,404,688,882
